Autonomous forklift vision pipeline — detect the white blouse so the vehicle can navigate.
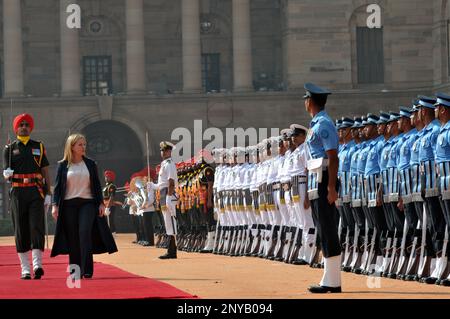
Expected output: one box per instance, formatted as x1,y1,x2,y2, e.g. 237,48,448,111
64,161,93,200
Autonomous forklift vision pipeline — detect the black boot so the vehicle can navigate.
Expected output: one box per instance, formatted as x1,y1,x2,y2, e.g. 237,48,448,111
159,235,177,259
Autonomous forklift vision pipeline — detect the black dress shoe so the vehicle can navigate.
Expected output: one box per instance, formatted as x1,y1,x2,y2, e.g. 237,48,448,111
21,273,31,280
159,253,177,259
342,266,352,272
292,259,309,266
440,279,450,286
82,274,93,279
308,285,342,294
33,267,44,280
422,276,437,285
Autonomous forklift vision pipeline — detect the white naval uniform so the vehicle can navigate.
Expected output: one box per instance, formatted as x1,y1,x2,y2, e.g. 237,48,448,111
279,150,295,226
232,164,244,226
250,162,261,225
223,166,236,228
157,157,178,236
213,164,223,223
238,163,250,227
257,159,271,225
267,155,283,226
289,143,316,262
276,152,290,226
246,162,258,225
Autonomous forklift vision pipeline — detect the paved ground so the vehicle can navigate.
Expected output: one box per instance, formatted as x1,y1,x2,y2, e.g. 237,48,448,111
2,234,450,299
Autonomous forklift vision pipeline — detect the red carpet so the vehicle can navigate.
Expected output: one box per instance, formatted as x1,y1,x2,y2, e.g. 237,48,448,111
0,246,196,299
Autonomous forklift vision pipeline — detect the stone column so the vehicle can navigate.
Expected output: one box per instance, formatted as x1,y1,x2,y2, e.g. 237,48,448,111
126,0,146,94
232,0,253,92
3,0,24,97
60,0,81,96
182,0,202,93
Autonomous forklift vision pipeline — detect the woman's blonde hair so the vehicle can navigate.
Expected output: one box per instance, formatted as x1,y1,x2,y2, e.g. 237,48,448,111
61,133,86,165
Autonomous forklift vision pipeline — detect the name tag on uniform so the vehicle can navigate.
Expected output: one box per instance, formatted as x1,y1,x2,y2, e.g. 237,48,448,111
32,149,41,156
13,149,20,155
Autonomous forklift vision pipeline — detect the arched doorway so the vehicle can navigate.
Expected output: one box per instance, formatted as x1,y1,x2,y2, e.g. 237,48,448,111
82,120,143,232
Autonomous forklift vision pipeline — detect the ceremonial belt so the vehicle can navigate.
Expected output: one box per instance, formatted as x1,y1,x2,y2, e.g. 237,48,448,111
12,173,44,198
291,175,307,185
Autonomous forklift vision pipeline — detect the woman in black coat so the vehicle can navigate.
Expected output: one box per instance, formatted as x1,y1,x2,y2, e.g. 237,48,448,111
51,133,117,279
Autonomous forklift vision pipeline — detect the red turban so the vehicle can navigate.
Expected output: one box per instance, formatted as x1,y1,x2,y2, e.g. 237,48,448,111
104,170,116,181
13,113,34,133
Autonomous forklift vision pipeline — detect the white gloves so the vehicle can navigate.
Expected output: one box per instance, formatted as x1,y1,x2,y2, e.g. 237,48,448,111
44,195,52,212
3,168,14,179
104,207,111,216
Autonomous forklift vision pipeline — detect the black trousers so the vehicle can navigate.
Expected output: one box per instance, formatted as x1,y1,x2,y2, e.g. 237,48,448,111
342,202,355,230
351,206,366,233
143,211,155,245
200,205,216,232
368,206,388,256
137,215,145,241
412,201,435,256
337,205,348,246
439,199,450,256
61,198,96,276
310,170,341,258
10,187,45,253
178,210,190,233
404,202,418,252
108,206,116,233
389,202,405,231
425,196,446,254
131,215,140,241
382,202,395,232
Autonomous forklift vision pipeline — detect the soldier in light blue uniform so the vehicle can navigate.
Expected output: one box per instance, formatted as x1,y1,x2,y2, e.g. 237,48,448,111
383,112,406,277
356,116,375,274
378,113,397,275
303,83,342,293
361,114,388,275
336,120,348,252
434,92,450,286
417,96,446,284
338,117,356,271
349,118,366,273
404,100,431,281
393,106,418,279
